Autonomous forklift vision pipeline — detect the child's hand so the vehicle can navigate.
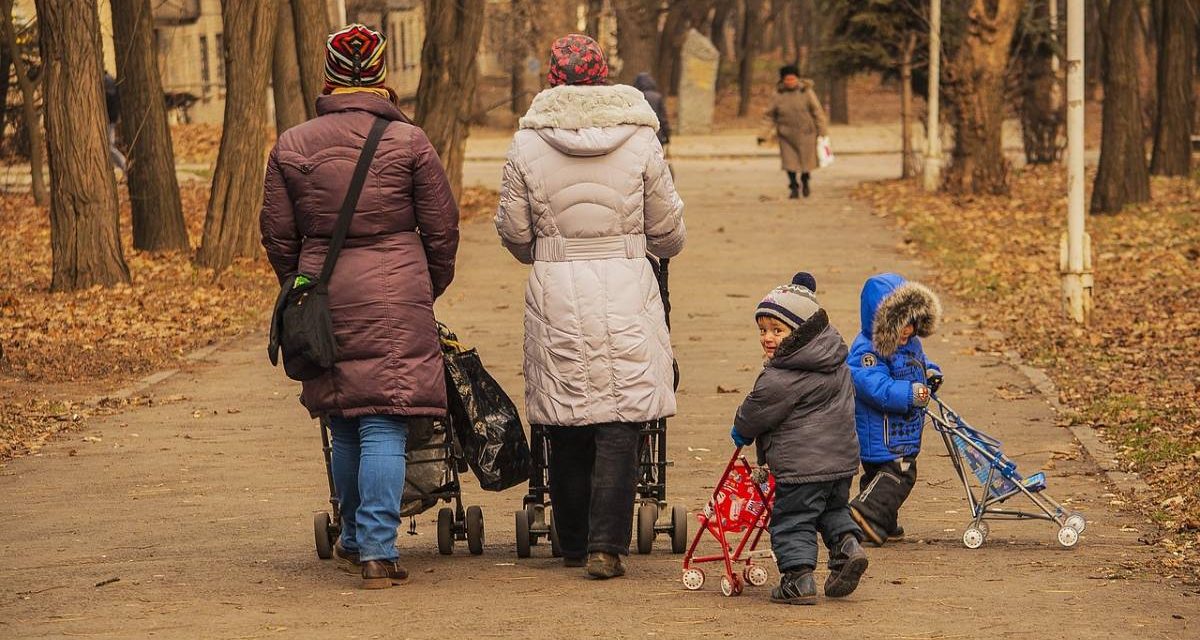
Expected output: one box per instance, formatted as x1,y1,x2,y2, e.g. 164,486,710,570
912,382,931,408
926,370,944,393
730,426,754,447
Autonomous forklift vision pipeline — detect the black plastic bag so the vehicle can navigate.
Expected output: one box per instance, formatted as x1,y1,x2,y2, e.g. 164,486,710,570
440,324,531,491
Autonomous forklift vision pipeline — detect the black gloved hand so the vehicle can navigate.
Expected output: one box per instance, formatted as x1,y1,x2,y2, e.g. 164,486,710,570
926,369,943,394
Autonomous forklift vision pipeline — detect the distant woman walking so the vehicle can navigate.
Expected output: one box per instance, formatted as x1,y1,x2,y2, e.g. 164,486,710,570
758,64,828,199
495,34,685,579
259,24,459,589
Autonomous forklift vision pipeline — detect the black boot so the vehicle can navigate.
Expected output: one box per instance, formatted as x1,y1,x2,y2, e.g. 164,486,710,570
770,568,817,605
888,524,905,542
801,173,811,198
850,505,888,547
788,184,800,199
825,535,869,598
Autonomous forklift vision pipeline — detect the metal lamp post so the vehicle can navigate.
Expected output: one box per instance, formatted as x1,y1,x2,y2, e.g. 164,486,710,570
1061,0,1092,323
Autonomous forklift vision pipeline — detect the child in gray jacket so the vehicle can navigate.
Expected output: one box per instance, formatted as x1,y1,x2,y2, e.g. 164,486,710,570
730,273,868,605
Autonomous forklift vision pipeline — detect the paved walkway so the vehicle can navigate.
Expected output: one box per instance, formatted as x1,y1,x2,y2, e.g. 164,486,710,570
0,152,1191,639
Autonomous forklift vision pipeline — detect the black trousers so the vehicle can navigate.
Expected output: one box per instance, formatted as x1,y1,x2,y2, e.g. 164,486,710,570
547,422,641,558
850,456,918,534
770,478,860,573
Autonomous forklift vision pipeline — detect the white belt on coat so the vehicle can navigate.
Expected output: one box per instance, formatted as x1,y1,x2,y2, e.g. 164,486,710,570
532,234,647,262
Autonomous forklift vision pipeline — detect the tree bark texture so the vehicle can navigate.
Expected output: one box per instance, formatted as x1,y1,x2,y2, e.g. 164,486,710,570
1148,0,1196,176
1018,0,1064,165
0,31,10,136
711,0,732,93
414,0,484,201
272,0,306,134
34,0,130,290
112,0,190,253
291,0,329,120
586,0,604,39
2,0,47,205
612,0,659,84
942,0,1026,195
1091,0,1150,214
655,0,715,96
737,0,763,117
197,0,277,270
828,74,848,124
900,33,917,179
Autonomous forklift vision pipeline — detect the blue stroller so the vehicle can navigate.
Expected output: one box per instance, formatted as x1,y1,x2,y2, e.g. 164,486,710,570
928,396,1087,549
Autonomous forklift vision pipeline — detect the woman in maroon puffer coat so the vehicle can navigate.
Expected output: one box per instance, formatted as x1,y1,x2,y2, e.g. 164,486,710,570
259,24,459,589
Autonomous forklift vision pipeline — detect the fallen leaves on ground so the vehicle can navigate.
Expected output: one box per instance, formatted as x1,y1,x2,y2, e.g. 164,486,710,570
858,168,1200,582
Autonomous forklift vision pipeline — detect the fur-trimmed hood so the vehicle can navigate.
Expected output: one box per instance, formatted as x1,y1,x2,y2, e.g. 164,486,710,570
859,273,942,357
519,85,659,156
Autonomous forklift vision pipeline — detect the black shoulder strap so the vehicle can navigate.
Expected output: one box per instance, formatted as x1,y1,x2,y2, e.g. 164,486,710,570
316,117,390,291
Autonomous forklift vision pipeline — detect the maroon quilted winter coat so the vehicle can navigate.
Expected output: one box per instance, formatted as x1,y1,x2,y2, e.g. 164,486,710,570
260,92,460,418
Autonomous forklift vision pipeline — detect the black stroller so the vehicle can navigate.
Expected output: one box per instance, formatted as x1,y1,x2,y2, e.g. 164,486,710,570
312,417,486,559
513,257,689,557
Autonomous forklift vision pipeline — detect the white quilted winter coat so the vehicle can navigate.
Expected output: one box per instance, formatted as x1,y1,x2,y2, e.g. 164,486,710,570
495,84,686,427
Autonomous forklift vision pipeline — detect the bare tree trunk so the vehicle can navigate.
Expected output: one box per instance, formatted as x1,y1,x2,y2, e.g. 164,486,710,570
2,0,47,205
414,0,485,201
943,0,1026,196
1084,0,1103,99
272,0,306,134
711,0,732,93
795,0,812,74
34,0,130,289
656,0,714,96
737,0,762,117
586,0,604,39
1019,0,1064,165
613,0,659,84
197,0,277,271
828,74,848,124
291,0,329,120
0,33,10,136
1091,0,1150,213
1149,0,1196,176
901,33,917,179
112,0,189,253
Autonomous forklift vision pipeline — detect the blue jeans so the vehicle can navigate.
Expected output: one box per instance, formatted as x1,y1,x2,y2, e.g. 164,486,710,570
328,415,408,562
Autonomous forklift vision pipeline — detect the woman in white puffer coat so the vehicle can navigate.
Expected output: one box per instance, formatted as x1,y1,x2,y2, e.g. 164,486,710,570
494,34,685,579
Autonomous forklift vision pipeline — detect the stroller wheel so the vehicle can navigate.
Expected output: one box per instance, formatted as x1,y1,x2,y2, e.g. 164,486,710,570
962,527,985,549
466,506,485,555
976,520,990,538
681,568,705,591
313,512,334,560
1057,525,1079,548
670,504,688,554
437,507,454,555
743,565,769,587
1065,512,1086,533
637,503,658,555
515,510,532,558
720,575,743,597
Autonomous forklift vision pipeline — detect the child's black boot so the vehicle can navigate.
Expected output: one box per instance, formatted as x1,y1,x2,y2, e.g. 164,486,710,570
824,534,869,598
770,567,817,605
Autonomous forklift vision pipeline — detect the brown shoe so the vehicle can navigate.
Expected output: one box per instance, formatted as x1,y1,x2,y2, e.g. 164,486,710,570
361,559,408,589
334,541,360,571
585,552,626,579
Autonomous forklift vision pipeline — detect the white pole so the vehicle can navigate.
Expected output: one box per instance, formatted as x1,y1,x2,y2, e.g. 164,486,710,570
922,0,942,192
1061,0,1091,323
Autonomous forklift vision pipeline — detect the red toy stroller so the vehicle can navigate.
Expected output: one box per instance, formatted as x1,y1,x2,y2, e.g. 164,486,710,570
681,448,776,597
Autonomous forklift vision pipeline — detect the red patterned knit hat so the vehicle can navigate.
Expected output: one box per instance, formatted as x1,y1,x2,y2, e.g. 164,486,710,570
546,34,609,87
324,24,387,93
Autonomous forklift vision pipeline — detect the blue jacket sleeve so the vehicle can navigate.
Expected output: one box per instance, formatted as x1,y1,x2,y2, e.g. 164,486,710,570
848,349,913,414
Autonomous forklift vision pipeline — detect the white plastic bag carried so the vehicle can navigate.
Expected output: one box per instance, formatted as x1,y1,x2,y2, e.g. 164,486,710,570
817,136,835,168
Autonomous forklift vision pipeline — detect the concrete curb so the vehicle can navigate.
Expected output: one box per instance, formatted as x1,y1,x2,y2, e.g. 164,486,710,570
980,330,1152,497
87,340,229,406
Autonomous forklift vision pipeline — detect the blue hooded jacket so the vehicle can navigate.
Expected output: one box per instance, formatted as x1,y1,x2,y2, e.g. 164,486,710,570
847,273,942,463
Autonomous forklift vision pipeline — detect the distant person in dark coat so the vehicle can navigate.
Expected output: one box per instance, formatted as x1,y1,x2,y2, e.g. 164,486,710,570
633,72,670,153
102,72,126,172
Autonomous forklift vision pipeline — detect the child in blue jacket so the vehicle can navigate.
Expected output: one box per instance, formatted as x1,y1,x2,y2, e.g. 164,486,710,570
847,273,943,546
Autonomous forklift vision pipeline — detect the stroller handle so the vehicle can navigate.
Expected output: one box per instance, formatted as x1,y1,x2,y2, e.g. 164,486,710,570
928,395,1003,448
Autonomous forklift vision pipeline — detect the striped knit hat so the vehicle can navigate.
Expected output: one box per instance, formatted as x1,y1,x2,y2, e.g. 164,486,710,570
546,34,609,87
756,272,821,330
323,24,387,93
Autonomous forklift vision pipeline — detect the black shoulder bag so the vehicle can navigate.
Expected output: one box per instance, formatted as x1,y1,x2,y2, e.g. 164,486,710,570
268,117,389,381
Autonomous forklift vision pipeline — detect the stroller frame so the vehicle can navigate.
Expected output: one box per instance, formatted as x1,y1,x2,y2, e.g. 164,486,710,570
681,448,776,597
513,257,688,558
928,396,1087,549
312,416,487,559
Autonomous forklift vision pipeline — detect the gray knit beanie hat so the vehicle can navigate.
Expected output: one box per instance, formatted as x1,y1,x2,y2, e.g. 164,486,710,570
755,272,820,330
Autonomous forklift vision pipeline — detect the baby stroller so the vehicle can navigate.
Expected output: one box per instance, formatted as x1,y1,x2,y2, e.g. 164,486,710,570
681,447,776,597
928,395,1087,549
514,257,689,557
313,415,485,558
